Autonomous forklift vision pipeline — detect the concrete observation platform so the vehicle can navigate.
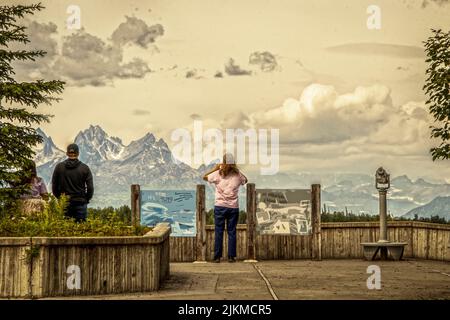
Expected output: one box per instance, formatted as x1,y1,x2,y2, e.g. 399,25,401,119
44,259,450,300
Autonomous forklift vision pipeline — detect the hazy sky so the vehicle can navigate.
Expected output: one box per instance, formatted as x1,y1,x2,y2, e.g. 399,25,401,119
6,0,450,181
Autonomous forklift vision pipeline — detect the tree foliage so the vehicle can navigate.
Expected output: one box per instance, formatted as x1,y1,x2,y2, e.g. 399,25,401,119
321,211,449,224
88,205,132,225
423,29,450,161
0,3,64,210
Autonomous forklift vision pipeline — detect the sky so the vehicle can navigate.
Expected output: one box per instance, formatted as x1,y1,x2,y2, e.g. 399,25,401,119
5,0,450,182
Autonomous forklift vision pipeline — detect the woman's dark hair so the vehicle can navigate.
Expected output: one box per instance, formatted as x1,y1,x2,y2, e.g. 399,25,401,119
219,153,239,177
21,160,37,184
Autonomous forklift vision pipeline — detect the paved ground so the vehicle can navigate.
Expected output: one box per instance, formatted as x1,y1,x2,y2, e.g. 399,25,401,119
48,259,450,300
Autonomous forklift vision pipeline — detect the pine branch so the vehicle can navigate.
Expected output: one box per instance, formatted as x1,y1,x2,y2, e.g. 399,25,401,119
0,106,50,125
0,49,45,64
0,26,29,46
0,3,44,24
0,61,15,82
0,80,65,108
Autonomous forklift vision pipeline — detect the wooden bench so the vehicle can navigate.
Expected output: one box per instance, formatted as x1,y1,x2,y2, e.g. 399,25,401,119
360,242,408,261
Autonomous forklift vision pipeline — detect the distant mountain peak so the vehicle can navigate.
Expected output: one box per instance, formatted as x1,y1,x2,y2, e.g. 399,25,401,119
81,124,107,138
414,178,431,186
392,175,412,184
35,128,60,152
75,125,125,162
141,132,156,144
36,127,47,138
34,128,65,167
156,137,169,148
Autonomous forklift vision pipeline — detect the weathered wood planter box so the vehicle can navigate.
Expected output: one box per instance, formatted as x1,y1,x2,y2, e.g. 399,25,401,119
0,223,170,298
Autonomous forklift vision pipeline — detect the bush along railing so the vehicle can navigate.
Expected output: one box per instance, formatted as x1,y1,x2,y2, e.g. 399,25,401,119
0,195,149,237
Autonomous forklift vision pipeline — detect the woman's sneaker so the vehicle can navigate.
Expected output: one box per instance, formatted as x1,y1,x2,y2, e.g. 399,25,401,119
213,258,220,263
228,257,236,263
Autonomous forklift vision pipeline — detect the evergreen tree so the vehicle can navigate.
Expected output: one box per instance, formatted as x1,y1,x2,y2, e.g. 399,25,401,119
0,3,64,211
424,29,450,160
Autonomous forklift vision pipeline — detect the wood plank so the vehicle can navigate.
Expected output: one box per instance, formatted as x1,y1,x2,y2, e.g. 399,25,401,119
130,184,141,227
196,184,206,261
311,184,322,260
246,183,256,260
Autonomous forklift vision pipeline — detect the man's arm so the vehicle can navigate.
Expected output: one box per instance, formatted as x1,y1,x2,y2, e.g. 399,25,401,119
51,165,61,198
85,167,94,203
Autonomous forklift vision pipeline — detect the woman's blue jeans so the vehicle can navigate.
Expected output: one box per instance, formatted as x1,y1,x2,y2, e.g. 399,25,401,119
214,206,239,259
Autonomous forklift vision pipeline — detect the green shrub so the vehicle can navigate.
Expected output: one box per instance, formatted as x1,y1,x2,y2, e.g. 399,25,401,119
0,195,150,237
88,205,131,224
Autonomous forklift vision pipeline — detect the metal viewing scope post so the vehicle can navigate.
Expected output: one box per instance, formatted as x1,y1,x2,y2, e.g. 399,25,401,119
375,167,390,243
360,167,407,260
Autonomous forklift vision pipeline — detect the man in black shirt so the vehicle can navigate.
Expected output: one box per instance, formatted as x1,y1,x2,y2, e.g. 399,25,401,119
51,144,94,222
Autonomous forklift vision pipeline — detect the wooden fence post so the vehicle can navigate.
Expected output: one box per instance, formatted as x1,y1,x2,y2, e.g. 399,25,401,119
195,184,206,262
311,184,322,260
130,184,141,227
246,183,257,261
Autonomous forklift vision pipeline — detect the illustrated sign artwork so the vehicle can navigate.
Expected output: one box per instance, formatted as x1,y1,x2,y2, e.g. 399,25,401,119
140,190,196,237
256,189,312,235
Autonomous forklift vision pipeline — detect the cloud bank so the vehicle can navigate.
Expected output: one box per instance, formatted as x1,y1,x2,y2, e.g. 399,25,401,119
13,16,164,86
210,82,441,178
215,83,434,174
260,84,427,145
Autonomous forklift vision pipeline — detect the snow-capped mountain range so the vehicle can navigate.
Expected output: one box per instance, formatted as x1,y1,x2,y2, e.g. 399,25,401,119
35,125,206,203
74,125,125,163
34,125,450,219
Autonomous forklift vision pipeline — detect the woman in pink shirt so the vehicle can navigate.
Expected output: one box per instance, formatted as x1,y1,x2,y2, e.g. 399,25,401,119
203,153,248,263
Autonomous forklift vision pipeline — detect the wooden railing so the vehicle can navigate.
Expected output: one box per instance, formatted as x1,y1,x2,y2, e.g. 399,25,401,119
131,184,449,262
169,221,450,262
321,221,450,261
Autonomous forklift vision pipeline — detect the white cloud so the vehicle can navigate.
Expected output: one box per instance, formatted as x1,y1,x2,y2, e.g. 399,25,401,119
247,84,396,144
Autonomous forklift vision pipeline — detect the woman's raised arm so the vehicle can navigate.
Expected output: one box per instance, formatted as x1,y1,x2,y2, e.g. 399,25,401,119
202,164,221,181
